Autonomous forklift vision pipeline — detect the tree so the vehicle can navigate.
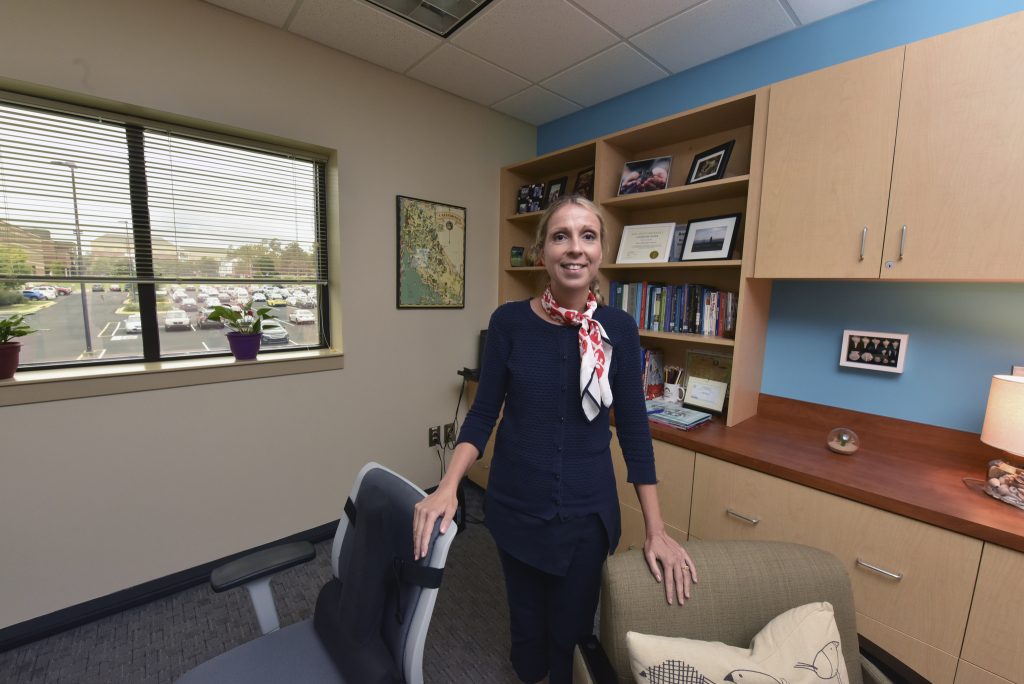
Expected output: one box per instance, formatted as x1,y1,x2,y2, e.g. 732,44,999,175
277,241,314,279
0,245,32,280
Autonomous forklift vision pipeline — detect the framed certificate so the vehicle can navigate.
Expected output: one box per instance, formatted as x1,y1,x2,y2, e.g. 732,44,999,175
615,222,676,264
683,376,728,414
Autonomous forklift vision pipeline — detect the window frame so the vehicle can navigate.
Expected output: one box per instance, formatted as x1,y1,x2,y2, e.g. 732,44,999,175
0,90,342,401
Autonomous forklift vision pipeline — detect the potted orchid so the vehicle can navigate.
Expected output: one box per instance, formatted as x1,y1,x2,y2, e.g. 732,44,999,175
0,314,36,379
206,301,275,360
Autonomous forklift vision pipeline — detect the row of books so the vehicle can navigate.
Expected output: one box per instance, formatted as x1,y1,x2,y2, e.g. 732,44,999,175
609,281,738,338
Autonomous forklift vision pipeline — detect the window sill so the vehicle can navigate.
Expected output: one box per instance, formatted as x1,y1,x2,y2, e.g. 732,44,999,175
0,349,344,407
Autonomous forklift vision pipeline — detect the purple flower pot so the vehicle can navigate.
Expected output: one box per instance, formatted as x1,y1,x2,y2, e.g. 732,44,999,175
226,332,261,361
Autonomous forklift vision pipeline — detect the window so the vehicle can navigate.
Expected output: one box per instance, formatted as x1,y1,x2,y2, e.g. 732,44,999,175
0,95,329,370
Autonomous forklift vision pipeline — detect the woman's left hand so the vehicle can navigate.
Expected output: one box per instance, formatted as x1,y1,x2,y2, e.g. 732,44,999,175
644,530,697,606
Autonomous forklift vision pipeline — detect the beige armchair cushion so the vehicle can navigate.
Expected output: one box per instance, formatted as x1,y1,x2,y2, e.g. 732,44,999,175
595,541,862,684
625,601,848,683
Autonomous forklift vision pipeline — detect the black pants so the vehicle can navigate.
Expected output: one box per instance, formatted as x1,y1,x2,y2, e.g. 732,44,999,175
496,515,608,684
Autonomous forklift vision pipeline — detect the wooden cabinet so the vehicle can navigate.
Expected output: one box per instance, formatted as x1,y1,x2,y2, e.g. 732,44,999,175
883,12,1024,280
756,12,1024,282
690,454,983,684
961,543,1024,684
956,661,1015,684
500,90,772,425
756,48,903,279
464,382,496,489
610,426,695,546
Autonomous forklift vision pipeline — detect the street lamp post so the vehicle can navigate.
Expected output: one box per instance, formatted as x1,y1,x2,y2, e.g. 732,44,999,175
51,160,93,354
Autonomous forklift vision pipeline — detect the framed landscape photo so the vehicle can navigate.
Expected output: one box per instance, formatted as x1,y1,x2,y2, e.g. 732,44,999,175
396,195,466,309
572,166,595,200
839,330,909,373
681,213,740,261
686,140,735,184
617,156,672,195
544,176,568,208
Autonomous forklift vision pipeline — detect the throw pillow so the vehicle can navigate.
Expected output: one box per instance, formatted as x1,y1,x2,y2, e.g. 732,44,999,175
626,601,849,684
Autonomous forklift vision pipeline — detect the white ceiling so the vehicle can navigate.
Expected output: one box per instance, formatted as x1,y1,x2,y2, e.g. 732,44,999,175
205,0,874,126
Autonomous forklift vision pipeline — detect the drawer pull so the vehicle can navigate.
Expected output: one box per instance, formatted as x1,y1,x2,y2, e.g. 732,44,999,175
899,225,907,260
856,558,903,581
726,508,760,526
859,226,868,261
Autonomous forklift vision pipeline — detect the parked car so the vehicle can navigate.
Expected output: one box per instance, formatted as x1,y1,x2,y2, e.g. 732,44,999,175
32,286,57,300
56,286,73,296
259,320,289,344
109,284,122,292
197,308,224,329
251,292,267,303
21,289,46,301
267,295,288,307
180,297,198,311
288,309,315,324
163,309,191,331
91,284,104,292
124,314,143,334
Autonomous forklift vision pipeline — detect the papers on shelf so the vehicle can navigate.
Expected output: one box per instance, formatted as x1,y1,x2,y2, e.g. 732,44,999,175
645,399,712,431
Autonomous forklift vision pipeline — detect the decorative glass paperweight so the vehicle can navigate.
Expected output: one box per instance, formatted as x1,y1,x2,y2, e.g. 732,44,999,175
984,459,1024,511
826,427,860,455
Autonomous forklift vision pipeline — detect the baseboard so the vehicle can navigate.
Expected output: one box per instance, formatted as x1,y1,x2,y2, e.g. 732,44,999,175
0,520,338,654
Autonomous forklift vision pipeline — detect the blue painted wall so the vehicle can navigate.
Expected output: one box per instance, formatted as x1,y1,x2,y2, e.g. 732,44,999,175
538,0,1024,432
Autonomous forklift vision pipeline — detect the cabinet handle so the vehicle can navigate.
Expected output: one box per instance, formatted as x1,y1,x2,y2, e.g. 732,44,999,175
855,557,903,581
899,225,907,260
725,508,760,526
859,226,868,261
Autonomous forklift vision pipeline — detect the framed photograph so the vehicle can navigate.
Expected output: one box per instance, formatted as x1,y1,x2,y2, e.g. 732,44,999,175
527,182,545,212
681,213,740,261
615,222,676,264
572,166,595,200
396,195,466,309
544,176,568,208
839,330,909,373
683,376,728,414
617,156,672,195
686,140,735,185
516,184,530,214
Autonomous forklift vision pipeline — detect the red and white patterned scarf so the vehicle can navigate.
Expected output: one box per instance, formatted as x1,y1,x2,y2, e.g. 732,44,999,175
541,286,613,422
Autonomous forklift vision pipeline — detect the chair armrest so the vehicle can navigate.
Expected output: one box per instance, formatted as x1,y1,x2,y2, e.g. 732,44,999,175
210,541,315,593
573,635,620,684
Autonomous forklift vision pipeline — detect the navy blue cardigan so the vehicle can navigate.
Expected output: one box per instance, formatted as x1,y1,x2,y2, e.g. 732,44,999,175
458,300,656,560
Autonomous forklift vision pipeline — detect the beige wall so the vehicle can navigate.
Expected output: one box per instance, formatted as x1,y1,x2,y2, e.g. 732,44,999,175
0,0,534,629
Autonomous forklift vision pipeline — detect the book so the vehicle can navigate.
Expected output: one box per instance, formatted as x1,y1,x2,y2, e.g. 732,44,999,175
642,348,665,400
646,399,712,430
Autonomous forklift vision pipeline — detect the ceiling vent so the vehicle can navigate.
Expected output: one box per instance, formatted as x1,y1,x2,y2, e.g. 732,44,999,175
365,0,493,37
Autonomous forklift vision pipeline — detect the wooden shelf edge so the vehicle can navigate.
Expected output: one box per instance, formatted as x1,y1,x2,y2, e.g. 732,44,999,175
638,330,736,347
602,175,750,209
603,260,742,271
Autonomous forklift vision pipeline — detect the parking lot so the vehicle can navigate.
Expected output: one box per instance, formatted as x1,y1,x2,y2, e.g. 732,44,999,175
7,288,320,366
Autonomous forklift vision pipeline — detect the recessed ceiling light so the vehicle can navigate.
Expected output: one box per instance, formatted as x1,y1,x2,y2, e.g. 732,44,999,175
365,0,493,37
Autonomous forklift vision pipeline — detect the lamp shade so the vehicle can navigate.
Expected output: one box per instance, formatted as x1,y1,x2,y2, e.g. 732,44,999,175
980,375,1024,456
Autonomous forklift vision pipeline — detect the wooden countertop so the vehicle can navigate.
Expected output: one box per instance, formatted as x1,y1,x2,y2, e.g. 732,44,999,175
647,394,1024,553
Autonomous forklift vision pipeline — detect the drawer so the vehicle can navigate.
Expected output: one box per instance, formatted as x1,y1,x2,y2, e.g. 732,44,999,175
956,660,1015,684
691,454,982,668
962,544,1024,683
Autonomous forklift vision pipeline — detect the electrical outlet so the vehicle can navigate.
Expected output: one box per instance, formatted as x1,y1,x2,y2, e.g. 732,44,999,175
444,422,456,444
428,426,441,447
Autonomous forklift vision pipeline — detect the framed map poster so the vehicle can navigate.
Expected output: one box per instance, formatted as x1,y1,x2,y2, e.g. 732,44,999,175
396,196,466,309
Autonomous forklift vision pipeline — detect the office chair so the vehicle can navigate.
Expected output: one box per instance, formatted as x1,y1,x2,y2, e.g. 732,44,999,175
177,461,456,684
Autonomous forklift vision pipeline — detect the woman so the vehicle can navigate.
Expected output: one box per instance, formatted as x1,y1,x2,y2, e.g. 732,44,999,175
413,195,696,684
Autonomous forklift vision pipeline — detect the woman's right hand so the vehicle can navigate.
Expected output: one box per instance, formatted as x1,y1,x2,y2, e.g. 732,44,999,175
413,482,458,561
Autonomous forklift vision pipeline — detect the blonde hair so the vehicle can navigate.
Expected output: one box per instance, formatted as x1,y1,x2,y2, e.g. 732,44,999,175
528,195,606,304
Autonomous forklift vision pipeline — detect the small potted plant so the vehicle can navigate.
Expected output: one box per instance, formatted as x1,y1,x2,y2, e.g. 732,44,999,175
207,301,275,361
0,314,36,379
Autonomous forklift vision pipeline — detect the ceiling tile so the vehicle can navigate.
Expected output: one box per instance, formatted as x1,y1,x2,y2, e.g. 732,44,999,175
290,0,442,73
492,87,581,126
204,0,298,27
543,44,668,107
451,0,618,82
632,0,796,73
572,0,703,38
786,0,874,25
407,44,531,106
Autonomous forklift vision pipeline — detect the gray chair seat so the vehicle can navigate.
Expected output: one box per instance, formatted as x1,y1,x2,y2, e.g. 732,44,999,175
177,620,343,684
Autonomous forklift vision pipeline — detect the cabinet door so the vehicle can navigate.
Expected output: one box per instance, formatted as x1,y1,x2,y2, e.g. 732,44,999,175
961,544,1024,684
884,13,1024,280
611,430,695,537
755,48,903,278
